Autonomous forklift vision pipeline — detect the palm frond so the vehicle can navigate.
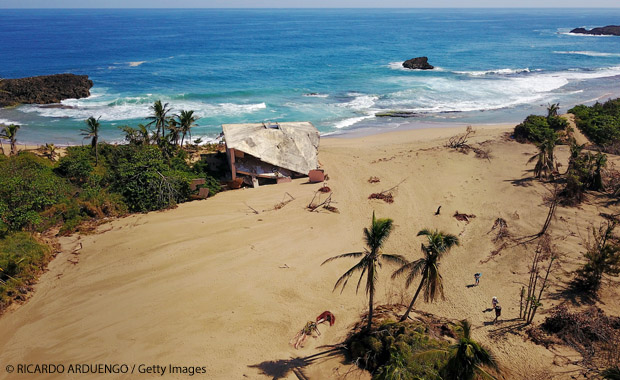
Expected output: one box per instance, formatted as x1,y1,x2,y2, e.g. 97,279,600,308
321,251,364,265
333,259,366,293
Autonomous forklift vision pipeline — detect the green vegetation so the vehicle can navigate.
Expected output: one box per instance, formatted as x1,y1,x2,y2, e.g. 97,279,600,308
560,144,607,205
570,98,620,148
513,104,567,144
528,134,559,180
0,100,222,313
0,232,52,310
347,318,450,379
346,317,498,380
393,229,459,322
322,212,406,331
573,220,620,293
0,123,20,156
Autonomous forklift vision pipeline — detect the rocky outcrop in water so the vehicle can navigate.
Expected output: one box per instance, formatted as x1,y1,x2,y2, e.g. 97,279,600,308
0,74,93,107
402,57,434,70
570,25,620,36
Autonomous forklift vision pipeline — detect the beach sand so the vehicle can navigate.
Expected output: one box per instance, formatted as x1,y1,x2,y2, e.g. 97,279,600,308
0,124,618,379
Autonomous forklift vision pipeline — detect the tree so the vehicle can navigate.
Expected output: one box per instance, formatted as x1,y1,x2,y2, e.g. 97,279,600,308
147,100,172,142
528,134,559,180
177,110,198,147
547,103,560,120
44,143,57,161
392,229,459,322
81,117,100,166
322,212,406,331
442,320,498,380
0,124,20,156
574,220,620,293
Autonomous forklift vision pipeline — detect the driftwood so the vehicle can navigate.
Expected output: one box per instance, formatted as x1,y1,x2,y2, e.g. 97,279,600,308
489,218,510,242
445,126,491,161
244,202,259,214
368,176,380,183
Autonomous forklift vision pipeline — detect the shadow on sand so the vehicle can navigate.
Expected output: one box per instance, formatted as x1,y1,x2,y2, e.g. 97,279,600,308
248,347,343,380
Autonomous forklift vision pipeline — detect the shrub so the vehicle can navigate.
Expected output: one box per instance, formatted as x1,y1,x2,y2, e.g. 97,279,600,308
55,146,95,185
0,153,71,232
0,232,51,310
570,99,620,148
514,115,558,143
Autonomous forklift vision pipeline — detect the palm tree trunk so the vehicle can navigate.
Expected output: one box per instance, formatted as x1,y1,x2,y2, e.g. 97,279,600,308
400,277,425,322
367,286,374,331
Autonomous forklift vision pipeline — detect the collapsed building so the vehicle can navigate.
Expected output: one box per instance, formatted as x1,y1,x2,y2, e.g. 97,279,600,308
222,122,322,187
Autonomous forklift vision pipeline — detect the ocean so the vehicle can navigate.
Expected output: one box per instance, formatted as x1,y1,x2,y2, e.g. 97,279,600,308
1,8,620,144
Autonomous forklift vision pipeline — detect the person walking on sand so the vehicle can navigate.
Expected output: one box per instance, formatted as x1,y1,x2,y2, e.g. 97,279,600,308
492,296,498,309
494,304,502,324
474,272,481,286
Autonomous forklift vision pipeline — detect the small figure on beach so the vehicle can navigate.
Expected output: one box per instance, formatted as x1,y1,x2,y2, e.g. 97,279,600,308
492,296,498,309
494,304,502,324
474,272,481,286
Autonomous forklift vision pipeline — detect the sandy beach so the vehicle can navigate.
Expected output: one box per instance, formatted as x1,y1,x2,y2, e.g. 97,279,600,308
0,124,618,380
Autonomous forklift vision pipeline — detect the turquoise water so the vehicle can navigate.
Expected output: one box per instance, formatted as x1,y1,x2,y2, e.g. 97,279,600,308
1,8,620,144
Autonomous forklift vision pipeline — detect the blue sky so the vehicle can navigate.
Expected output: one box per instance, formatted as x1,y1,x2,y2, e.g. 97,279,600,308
1,0,619,7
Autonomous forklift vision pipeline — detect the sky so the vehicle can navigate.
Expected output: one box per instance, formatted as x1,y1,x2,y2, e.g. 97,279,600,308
1,0,619,8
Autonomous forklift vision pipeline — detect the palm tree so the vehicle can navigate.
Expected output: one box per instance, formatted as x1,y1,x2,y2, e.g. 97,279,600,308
81,116,100,166
167,119,181,146
44,143,57,161
322,212,406,331
177,110,198,147
147,100,172,142
528,134,558,180
393,229,459,322
0,124,20,156
443,320,498,380
546,103,560,120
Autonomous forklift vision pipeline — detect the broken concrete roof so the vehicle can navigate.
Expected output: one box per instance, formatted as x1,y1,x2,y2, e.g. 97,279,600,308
222,122,320,175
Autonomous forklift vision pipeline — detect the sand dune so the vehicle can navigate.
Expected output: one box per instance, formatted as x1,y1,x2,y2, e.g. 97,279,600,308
1,125,619,380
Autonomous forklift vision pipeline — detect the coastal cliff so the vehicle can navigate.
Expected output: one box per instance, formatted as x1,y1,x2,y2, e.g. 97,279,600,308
570,25,620,36
0,74,93,107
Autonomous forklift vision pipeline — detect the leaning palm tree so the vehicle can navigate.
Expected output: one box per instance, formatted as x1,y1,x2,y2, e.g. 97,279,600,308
81,116,100,166
322,212,406,331
528,134,558,180
44,143,57,161
177,110,199,147
546,103,560,120
443,320,498,380
0,124,20,156
147,100,172,142
393,228,459,322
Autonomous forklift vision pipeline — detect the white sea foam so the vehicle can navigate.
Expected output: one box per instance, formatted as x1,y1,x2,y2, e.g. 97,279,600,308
128,61,147,67
19,96,267,121
337,94,378,111
0,118,24,126
553,51,620,57
561,32,617,37
454,68,532,76
332,114,374,129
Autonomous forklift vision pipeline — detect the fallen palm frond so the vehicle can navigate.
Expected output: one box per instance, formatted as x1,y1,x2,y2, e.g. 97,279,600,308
273,192,295,210
489,218,510,242
368,176,380,183
368,178,406,204
453,211,476,223
308,191,339,213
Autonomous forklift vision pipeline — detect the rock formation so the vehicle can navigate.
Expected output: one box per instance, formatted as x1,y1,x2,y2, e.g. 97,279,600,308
0,74,93,107
570,25,620,36
402,57,434,70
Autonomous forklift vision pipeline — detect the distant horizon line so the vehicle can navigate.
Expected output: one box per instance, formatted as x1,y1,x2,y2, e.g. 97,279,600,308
2,6,620,9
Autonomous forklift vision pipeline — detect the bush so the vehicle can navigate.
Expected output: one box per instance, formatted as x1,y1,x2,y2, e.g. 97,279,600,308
570,99,620,148
0,153,72,232
514,115,559,143
0,232,52,310
55,146,95,185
